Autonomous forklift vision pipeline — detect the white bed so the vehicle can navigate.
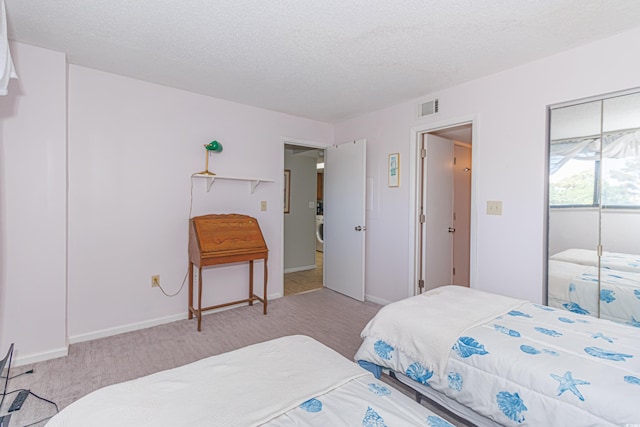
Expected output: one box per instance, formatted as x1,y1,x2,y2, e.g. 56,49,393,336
550,248,640,274
46,335,455,427
547,258,640,326
355,285,640,426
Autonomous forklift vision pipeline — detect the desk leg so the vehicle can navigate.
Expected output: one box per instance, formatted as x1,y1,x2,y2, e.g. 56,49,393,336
188,262,193,320
249,260,254,306
263,260,268,314
197,266,203,332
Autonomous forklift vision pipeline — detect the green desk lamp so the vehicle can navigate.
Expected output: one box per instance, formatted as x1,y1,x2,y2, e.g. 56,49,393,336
199,140,223,175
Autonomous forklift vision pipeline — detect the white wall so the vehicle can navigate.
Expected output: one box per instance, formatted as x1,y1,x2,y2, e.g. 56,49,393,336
549,209,640,255
67,66,333,340
0,43,68,362
335,27,640,304
4,26,640,362
283,150,317,271
1,42,332,362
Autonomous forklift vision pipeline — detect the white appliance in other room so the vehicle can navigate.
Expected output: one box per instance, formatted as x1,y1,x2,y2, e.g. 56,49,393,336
315,215,324,252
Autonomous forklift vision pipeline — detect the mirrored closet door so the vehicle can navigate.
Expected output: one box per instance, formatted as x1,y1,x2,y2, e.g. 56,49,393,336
547,89,640,326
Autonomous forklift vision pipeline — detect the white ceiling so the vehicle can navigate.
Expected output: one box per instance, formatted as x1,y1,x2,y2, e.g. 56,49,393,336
6,1,640,122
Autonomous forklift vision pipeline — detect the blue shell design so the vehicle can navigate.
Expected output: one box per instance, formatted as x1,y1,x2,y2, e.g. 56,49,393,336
627,317,640,328
447,372,463,392
562,302,590,315
600,289,616,303
452,336,489,358
496,391,527,423
558,317,575,323
634,289,640,300
373,340,394,360
494,324,521,337
534,327,562,337
427,416,455,427
584,346,633,361
362,406,387,427
575,318,590,324
591,332,614,343
367,383,391,396
569,283,576,292
543,349,560,357
507,310,532,318
520,345,541,355
578,273,599,283
550,371,590,401
406,362,433,385
299,398,323,413
624,376,640,386
533,304,555,311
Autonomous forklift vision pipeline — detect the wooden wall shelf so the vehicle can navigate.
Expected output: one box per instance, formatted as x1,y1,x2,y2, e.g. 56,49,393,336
193,174,274,193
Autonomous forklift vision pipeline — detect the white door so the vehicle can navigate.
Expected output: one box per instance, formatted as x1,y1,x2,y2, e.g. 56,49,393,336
453,143,471,286
324,139,366,301
424,134,454,290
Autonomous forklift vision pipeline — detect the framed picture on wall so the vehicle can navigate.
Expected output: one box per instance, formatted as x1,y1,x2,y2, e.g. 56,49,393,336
388,153,399,187
284,169,291,213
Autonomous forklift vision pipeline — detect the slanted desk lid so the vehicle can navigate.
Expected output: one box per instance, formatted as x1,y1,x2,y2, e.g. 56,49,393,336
192,214,267,255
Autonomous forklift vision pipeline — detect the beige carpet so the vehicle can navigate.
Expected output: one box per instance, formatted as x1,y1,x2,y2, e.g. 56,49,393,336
1,288,471,426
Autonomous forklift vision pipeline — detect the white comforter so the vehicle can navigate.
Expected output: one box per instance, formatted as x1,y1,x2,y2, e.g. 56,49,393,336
548,259,640,326
355,287,640,426
551,248,640,274
47,335,453,427
360,285,523,376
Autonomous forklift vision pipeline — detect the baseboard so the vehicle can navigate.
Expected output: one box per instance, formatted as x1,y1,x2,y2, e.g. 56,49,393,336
18,295,285,365
14,346,68,367
283,264,316,274
364,294,392,306
70,293,283,345
69,312,188,345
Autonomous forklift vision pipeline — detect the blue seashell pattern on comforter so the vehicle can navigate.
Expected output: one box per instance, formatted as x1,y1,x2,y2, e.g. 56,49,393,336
355,297,640,426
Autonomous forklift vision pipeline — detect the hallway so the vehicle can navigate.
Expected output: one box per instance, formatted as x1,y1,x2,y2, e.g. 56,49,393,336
284,251,323,296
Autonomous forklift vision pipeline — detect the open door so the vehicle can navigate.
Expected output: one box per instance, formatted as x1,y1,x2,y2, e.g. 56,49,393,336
324,139,366,301
452,143,471,286
424,134,454,291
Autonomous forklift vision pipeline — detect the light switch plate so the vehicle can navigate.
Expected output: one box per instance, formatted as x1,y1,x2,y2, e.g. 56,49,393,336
309,201,315,209
260,201,267,211
487,200,503,215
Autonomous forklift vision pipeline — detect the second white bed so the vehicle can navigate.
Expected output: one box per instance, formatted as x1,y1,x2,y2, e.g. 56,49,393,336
46,335,454,427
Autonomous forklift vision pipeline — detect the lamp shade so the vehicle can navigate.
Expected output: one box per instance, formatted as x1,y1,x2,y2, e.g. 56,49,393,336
205,140,223,152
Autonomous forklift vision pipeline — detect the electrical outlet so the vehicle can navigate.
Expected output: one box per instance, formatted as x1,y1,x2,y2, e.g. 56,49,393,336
487,200,503,215
151,275,160,287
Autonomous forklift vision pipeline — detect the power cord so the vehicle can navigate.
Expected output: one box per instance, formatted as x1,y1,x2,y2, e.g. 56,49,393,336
154,174,197,298
22,388,59,427
1,388,58,426
156,269,188,298
2,369,34,380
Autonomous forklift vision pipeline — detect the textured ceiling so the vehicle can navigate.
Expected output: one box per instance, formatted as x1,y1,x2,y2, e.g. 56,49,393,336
5,1,640,122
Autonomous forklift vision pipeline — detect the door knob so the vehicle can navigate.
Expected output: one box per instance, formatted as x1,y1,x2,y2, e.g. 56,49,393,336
355,226,367,231
448,227,455,233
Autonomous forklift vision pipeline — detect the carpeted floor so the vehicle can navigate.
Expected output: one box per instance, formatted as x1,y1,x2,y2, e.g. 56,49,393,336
1,288,471,426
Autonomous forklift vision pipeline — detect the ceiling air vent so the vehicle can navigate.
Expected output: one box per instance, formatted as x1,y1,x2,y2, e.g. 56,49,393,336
417,98,439,118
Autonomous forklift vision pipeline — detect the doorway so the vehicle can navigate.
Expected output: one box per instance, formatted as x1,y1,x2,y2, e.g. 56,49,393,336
415,122,473,294
283,143,325,296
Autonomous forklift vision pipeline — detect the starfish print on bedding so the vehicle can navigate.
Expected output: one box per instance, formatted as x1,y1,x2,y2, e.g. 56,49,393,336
550,370,590,401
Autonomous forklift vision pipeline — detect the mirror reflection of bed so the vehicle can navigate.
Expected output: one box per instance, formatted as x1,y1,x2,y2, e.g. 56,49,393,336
547,248,640,325
547,89,640,326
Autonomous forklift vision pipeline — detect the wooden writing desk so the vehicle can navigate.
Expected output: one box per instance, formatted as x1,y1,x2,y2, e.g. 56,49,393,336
188,214,268,331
